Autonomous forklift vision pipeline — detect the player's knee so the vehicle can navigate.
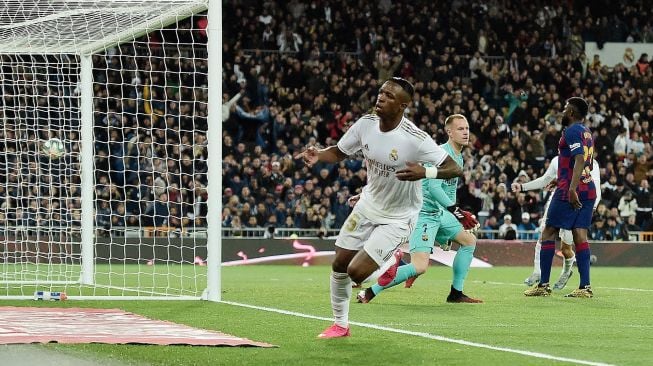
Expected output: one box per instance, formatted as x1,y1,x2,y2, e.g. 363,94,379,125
412,260,429,274
541,227,557,241
456,231,477,246
346,266,369,284
331,259,349,273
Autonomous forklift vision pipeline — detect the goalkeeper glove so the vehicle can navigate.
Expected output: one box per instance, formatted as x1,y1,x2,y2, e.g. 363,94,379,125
447,205,480,231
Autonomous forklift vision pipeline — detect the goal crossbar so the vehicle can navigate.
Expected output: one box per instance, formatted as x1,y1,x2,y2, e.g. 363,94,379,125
0,0,208,55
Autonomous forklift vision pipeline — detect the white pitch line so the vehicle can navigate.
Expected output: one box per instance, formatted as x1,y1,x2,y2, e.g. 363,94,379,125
470,280,653,292
221,300,615,366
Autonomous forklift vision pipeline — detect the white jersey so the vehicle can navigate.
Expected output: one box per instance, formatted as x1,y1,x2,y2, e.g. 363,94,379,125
337,114,448,224
523,157,601,210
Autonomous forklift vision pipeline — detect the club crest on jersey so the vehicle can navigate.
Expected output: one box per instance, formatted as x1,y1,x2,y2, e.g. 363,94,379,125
389,148,398,161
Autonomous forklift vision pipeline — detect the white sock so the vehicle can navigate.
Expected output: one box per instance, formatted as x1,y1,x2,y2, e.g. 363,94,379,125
533,240,542,275
563,256,576,274
330,272,352,328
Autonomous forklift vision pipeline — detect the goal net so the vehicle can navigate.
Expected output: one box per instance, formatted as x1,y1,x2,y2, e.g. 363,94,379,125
0,0,220,300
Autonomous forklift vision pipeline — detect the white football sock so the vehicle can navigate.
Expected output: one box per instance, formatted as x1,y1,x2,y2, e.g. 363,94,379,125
330,272,351,328
562,256,576,274
533,240,542,275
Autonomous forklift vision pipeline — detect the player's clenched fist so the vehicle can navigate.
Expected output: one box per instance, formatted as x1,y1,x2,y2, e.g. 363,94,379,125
395,161,426,181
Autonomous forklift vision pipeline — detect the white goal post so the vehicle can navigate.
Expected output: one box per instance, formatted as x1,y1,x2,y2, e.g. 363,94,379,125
0,0,222,300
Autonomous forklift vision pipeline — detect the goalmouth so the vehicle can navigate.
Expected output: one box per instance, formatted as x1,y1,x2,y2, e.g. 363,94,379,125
0,0,222,301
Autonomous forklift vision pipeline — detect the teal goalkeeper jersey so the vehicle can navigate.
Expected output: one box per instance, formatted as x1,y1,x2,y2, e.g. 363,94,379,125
421,142,463,215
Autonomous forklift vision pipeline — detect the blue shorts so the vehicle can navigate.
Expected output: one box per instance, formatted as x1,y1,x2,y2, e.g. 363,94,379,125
546,198,595,230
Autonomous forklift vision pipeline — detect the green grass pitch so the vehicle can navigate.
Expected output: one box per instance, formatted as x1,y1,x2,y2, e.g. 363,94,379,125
1,265,652,365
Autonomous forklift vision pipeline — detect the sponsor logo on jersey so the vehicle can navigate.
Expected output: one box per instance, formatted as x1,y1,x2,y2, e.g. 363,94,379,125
569,142,581,151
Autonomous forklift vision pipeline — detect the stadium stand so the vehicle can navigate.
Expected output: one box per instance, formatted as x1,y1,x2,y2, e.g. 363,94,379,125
2,0,651,240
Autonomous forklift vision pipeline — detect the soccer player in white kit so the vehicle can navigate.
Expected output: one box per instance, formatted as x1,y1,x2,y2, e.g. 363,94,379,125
299,78,463,338
512,157,601,290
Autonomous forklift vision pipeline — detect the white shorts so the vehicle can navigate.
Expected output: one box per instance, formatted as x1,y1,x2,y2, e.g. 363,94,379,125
559,229,573,244
335,206,415,266
541,193,573,244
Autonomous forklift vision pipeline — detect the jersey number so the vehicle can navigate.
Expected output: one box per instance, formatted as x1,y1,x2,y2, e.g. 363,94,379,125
581,146,594,183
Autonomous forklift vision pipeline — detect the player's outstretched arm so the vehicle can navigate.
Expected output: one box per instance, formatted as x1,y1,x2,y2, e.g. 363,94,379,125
513,157,557,192
591,160,602,210
294,146,347,167
395,156,462,181
433,155,464,179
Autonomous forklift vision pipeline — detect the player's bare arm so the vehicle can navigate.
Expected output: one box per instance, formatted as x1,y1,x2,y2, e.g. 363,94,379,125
395,156,462,181
295,146,348,167
568,154,585,209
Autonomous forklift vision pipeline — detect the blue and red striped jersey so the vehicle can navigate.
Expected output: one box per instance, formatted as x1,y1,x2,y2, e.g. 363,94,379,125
553,123,597,201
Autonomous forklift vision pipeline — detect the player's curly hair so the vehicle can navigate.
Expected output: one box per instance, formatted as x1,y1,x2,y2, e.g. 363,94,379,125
566,97,589,118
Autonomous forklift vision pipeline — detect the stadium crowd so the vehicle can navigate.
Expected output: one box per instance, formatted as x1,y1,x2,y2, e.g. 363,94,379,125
1,0,651,241
220,0,653,240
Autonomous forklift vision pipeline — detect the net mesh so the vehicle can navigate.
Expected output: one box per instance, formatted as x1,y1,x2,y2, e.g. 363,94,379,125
0,54,82,285
0,0,210,298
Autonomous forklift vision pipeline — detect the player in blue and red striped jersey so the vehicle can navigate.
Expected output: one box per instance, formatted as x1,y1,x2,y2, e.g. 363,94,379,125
525,97,597,298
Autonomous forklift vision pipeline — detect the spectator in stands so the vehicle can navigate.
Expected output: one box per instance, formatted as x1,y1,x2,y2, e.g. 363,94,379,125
518,213,537,240
636,53,649,75
618,190,638,220
606,216,629,241
635,179,652,229
590,218,608,241
480,216,498,239
498,214,518,240
626,215,641,233
614,127,629,157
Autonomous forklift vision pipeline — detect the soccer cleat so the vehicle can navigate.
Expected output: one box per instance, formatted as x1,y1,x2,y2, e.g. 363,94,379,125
446,286,483,303
553,270,573,290
524,284,552,297
564,286,593,298
524,272,541,286
377,250,403,286
405,275,418,288
317,323,350,338
356,288,375,303
446,293,483,303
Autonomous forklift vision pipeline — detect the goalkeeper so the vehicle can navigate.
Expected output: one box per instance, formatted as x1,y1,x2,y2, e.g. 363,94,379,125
357,114,482,304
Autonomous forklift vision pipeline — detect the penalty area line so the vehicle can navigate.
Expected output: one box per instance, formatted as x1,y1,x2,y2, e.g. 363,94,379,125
220,300,614,366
